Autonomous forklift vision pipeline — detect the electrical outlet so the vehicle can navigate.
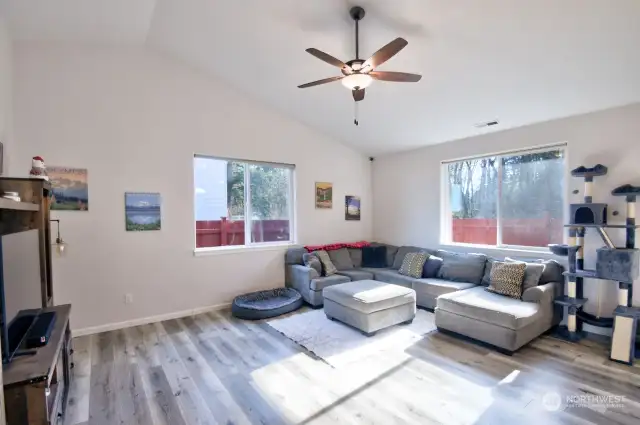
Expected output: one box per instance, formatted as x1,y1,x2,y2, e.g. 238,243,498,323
125,293,133,304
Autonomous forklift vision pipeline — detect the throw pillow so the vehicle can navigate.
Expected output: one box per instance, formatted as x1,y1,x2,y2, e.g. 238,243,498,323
370,243,398,267
361,246,387,268
302,253,322,276
486,261,527,299
422,255,443,278
328,248,354,270
399,252,430,278
393,246,428,269
436,250,487,285
535,259,565,284
481,257,497,286
314,250,338,276
505,257,545,291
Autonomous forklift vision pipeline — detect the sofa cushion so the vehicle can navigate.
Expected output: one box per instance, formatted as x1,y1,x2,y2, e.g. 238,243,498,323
285,246,307,265
412,278,477,299
505,257,544,291
328,248,354,270
436,286,540,330
374,269,417,288
322,280,415,314
356,267,392,278
423,255,443,278
336,269,375,281
362,246,387,268
393,246,429,269
384,245,399,267
302,253,322,275
399,252,429,278
309,274,351,291
486,261,527,299
436,250,487,285
314,250,338,276
348,248,363,268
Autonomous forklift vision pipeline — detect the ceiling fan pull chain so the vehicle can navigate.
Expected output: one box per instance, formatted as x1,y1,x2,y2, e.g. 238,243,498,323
354,101,359,126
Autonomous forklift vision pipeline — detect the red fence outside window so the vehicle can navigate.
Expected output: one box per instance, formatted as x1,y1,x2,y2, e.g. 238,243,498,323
196,218,291,248
452,217,562,247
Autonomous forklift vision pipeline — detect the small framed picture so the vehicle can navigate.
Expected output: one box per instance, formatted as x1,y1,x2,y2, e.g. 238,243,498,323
125,192,162,231
345,195,361,221
315,182,333,209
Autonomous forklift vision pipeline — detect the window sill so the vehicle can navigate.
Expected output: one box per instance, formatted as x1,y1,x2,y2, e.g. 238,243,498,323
439,242,557,258
194,242,297,257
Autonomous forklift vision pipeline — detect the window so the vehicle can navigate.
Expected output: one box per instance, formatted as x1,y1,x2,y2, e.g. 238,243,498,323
441,145,565,249
194,155,294,249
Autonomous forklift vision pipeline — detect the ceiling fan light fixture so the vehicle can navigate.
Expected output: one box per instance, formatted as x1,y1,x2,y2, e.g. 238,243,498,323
341,73,373,90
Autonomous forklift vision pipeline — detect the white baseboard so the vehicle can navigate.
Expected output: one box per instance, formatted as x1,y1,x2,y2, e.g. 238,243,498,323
72,302,232,337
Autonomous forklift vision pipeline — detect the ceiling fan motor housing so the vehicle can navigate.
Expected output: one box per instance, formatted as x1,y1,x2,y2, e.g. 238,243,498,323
349,6,366,21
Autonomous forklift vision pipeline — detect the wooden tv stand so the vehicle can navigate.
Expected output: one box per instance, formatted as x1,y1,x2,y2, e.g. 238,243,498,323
2,304,72,425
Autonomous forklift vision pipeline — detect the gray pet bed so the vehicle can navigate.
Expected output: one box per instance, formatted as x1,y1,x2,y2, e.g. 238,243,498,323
231,287,303,320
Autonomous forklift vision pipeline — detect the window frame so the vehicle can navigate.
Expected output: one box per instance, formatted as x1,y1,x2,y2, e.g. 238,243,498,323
193,154,296,253
440,143,567,252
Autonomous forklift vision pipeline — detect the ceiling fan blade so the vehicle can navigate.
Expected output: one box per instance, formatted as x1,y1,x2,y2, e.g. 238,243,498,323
298,76,344,88
362,38,408,70
352,88,365,102
305,48,347,69
369,71,422,82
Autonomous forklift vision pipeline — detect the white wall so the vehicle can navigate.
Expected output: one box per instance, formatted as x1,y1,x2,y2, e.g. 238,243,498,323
13,44,372,331
0,17,14,175
373,103,640,325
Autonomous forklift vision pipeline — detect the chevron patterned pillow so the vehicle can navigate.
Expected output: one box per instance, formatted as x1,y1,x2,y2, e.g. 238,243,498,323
486,261,526,299
398,252,429,278
314,250,338,276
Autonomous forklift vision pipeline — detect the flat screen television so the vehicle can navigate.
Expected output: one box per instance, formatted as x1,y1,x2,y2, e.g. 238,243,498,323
0,229,43,363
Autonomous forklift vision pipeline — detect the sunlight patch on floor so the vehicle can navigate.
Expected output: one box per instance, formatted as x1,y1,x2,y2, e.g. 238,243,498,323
249,346,504,424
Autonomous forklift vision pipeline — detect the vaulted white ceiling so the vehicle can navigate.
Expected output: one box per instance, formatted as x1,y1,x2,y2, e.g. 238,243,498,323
1,0,639,155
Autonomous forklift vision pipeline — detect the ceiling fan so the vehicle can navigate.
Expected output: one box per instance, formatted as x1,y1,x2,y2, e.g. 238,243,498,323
298,5,421,123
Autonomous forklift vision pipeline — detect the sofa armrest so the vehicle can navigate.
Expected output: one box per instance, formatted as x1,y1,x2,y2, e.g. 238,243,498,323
522,282,557,304
290,264,319,288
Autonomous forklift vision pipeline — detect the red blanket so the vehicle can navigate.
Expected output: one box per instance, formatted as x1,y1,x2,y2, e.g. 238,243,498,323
304,241,371,252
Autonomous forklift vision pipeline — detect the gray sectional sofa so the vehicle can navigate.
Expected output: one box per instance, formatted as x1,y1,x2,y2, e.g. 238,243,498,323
285,243,564,353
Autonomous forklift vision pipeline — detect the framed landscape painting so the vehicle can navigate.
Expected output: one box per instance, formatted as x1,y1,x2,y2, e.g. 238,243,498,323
345,195,361,221
49,166,89,210
125,192,161,231
315,182,333,209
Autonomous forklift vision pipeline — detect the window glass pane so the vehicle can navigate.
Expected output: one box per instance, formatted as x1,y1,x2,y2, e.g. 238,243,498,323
249,164,292,243
500,150,564,247
448,158,498,245
194,158,245,248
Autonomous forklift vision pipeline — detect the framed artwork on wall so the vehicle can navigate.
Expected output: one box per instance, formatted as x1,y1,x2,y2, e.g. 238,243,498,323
49,166,89,210
125,192,162,231
345,195,361,221
315,182,333,209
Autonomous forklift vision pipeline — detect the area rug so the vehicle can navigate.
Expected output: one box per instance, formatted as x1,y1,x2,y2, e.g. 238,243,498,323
267,308,436,368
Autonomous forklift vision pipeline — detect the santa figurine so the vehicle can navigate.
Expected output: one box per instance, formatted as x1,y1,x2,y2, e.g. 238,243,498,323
29,156,49,180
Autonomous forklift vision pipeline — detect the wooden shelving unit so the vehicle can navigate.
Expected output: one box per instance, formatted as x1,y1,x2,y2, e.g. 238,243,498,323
0,178,72,424
0,178,53,308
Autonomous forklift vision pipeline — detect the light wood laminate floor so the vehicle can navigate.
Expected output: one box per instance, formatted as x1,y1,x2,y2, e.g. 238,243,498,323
64,309,640,425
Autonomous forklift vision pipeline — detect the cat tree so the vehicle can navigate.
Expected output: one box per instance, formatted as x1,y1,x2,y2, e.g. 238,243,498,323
549,164,640,364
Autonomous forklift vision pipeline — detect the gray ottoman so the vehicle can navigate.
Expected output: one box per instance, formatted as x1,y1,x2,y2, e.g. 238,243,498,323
322,280,417,336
